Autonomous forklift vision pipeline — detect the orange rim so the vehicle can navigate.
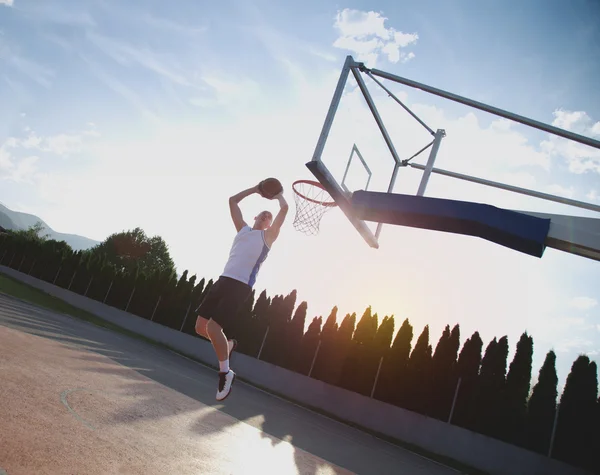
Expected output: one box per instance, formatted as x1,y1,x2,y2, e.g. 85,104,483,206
292,180,338,207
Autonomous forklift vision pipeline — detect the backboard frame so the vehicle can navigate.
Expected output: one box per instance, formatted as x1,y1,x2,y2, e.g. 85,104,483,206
306,55,444,248
306,55,381,248
306,55,600,262
341,144,372,195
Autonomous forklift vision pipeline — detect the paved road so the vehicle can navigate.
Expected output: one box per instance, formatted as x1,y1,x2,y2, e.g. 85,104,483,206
0,292,462,475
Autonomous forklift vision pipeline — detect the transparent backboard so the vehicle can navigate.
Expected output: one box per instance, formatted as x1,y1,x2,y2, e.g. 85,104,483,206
306,55,435,248
305,55,600,261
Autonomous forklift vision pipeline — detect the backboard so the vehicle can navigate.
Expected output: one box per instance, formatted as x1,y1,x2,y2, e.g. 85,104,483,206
303,55,600,262
305,55,443,249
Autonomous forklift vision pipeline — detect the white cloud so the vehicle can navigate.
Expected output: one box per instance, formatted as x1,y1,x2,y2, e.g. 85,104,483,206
191,75,262,110
0,35,54,89
0,0,14,6
546,184,576,199
8,55,55,88
86,32,192,87
0,147,13,171
0,146,38,184
44,134,85,156
586,190,599,202
5,123,98,158
19,3,94,27
78,53,162,124
333,9,418,67
142,13,208,36
555,337,595,354
570,296,598,311
10,156,39,183
540,109,600,174
0,123,100,186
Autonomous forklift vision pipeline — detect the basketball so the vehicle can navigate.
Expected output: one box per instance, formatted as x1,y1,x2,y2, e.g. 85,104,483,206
258,177,283,199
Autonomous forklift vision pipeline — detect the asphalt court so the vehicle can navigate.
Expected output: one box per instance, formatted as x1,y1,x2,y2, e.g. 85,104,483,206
0,292,462,474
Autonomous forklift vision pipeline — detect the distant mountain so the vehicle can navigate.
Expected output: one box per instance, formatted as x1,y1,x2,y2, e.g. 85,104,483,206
0,203,100,251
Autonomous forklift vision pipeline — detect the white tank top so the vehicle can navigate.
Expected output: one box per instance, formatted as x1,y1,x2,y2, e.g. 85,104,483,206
221,225,270,287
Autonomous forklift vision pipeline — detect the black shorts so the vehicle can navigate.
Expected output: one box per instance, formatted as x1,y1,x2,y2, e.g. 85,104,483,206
195,276,251,336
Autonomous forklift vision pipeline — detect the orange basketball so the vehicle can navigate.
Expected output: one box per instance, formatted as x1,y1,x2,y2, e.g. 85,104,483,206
258,178,283,199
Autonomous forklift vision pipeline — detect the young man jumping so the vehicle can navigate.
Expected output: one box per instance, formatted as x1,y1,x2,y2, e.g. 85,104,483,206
194,182,288,401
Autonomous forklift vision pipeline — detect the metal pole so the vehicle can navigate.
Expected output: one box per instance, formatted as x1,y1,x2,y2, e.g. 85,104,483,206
447,377,462,424
365,64,600,151
125,287,136,312
408,162,600,213
103,280,113,303
0,250,6,264
310,55,353,164
364,70,435,135
84,276,94,296
416,129,445,196
68,271,77,290
18,255,25,271
8,253,15,267
53,266,61,285
179,301,193,331
375,162,401,240
28,259,36,275
351,66,402,166
308,340,322,377
150,295,162,321
257,326,270,360
548,403,560,458
370,356,384,398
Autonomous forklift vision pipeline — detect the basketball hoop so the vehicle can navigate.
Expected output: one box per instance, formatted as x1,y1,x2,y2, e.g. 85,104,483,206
292,180,337,235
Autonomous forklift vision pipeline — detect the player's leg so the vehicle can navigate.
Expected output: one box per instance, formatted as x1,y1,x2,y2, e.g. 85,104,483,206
205,317,237,401
195,315,237,356
207,277,251,401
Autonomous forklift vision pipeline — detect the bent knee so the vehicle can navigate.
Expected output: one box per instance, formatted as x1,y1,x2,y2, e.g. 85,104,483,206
206,318,223,332
195,316,208,335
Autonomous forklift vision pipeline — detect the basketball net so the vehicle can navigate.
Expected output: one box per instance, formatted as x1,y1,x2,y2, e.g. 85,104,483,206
292,180,337,235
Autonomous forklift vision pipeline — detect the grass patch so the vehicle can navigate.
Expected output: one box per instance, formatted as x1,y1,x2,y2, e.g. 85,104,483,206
0,273,161,347
0,271,487,474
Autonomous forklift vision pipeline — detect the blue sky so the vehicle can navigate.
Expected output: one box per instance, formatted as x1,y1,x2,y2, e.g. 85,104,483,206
1,0,599,393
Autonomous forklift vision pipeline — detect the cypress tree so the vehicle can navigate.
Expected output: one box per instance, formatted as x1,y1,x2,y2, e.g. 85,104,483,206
340,306,373,392
244,289,270,356
312,306,339,382
403,325,432,414
594,396,600,474
554,355,598,470
474,336,509,438
254,290,271,325
429,324,461,420
525,350,558,454
373,315,395,353
503,332,534,445
353,306,374,344
230,289,254,351
374,317,414,405
329,313,356,386
296,316,322,375
452,331,483,429
362,315,395,397
285,301,308,369
261,294,286,364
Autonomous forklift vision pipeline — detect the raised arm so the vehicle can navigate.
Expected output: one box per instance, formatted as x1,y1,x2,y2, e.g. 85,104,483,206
265,192,289,246
229,186,258,232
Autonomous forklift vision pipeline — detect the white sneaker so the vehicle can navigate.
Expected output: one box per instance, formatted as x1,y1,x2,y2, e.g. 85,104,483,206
216,370,236,401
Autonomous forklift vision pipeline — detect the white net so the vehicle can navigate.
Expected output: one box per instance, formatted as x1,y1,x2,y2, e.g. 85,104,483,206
292,181,337,235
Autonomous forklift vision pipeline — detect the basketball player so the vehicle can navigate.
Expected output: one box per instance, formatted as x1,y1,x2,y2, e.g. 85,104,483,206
194,181,288,401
